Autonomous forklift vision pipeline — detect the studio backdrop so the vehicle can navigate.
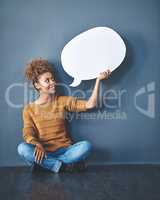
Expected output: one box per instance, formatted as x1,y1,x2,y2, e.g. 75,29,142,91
0,0,159,166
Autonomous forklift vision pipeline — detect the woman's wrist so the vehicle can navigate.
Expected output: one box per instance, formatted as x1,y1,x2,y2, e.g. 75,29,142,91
96,77,101,82
35,142,41,147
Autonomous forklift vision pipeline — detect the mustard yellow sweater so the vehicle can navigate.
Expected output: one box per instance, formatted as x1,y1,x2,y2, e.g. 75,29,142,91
22,95,87,152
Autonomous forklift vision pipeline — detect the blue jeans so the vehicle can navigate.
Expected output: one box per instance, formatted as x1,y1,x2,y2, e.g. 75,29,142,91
17,140,92,173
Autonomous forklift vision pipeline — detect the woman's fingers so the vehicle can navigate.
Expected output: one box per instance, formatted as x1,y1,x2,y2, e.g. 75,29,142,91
35,149,40,163
33,146,46,164
108,70,111,75
35,148,41,163
106,69,111,74
33,148,38,161
102,71,109,78
34,148,43,164
39,152,45,164
33,147,36,156
105,69,111,77
36,150,41,163
37,151,44,164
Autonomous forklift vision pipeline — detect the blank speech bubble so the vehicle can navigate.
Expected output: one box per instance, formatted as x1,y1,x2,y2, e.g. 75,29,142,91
61,27,126,87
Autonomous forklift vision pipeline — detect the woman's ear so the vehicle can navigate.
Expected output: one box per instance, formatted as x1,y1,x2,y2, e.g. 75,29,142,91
34,82,40,90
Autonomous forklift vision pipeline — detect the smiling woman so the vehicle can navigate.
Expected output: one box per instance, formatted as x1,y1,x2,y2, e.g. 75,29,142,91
17,58,94,173
17,57,110,173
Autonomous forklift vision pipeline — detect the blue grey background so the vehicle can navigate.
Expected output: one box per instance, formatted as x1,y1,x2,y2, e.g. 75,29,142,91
0,0,159,166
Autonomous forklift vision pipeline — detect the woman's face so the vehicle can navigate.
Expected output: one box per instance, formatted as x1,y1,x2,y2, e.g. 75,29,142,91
35,72,56,94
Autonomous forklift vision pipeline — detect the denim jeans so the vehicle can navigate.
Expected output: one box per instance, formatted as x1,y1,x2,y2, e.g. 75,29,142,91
17,140,92,173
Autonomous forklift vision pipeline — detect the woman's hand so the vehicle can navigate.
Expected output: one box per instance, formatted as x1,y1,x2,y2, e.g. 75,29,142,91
97,69,111,81
33,143,47,164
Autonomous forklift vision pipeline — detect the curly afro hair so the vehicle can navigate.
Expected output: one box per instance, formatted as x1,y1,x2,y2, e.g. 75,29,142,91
24,58,55,92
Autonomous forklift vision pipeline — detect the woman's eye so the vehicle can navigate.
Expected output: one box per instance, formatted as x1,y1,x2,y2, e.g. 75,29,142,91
51,79,55,83
45,78,55,83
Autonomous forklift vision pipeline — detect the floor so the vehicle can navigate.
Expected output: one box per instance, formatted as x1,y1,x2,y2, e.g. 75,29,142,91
0,165,160,200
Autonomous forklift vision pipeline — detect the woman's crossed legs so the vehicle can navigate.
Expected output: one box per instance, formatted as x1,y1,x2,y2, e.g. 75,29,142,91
17,140,92,173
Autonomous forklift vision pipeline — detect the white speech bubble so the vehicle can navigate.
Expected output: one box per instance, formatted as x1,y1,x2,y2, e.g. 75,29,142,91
61,27,126,87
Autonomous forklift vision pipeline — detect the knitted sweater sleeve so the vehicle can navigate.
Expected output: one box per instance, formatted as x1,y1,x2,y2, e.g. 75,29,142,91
22,105,39,145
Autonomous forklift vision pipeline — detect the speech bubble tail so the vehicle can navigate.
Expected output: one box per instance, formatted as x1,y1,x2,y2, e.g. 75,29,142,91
70,79,81,87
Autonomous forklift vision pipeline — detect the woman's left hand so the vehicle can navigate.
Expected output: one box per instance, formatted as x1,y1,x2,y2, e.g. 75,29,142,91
97,69,111,81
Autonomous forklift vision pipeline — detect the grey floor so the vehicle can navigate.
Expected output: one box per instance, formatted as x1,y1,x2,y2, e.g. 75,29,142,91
0,165,160,200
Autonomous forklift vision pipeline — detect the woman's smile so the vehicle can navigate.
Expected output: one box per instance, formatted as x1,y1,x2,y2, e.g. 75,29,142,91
49,85,55,89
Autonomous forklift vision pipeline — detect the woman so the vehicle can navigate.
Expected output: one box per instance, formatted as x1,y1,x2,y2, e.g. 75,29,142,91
17,58,111,173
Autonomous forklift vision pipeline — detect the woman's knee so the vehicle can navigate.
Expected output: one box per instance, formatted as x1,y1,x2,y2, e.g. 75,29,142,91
60,140,92,163
72,140,92,159
79,140,92,153
74,140,92,161
17,142,33,156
